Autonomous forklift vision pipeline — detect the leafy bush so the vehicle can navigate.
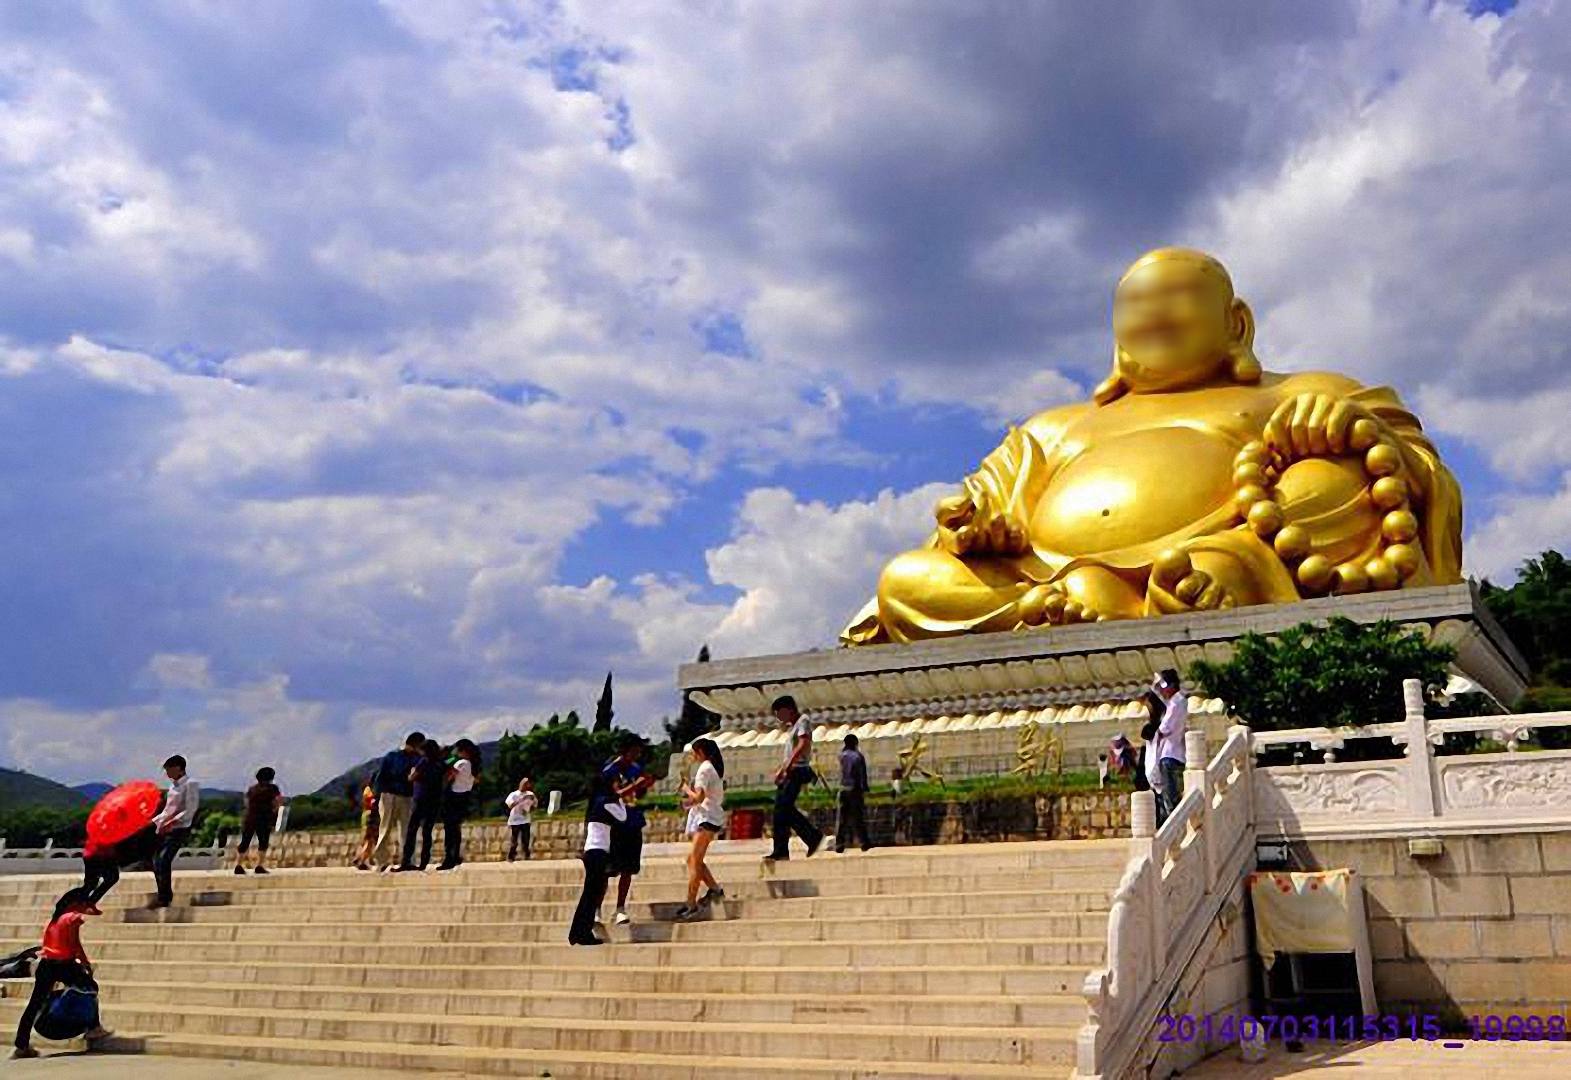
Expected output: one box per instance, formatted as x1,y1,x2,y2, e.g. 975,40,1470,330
1188,617,1454,732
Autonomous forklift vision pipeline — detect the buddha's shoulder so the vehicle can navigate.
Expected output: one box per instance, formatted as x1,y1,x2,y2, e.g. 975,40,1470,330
1019,400,1094,443
1265,369,1368,397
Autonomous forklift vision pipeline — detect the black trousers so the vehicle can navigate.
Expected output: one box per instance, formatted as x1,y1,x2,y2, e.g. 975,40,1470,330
402,799,439,869
569,849,611,943
508,823,532,861
771,766,823,858
153,828,190,904
82,858,118,905
439,791,472,868
13,957,82,1049
835,790,870,851
237,820,272,854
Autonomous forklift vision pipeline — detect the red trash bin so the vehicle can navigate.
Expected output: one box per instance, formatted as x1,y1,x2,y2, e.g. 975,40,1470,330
728,807,766,840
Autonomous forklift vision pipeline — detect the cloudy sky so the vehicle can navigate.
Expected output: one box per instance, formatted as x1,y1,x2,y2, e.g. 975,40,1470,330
1,0,1565,790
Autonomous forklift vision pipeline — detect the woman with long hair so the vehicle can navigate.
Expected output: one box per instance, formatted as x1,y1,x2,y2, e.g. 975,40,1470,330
674,738,726,922
436,739,481,872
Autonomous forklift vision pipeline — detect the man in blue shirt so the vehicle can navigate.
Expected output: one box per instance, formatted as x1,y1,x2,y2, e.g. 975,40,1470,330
835,733,872,853
371,731,424,872
601,733,652,926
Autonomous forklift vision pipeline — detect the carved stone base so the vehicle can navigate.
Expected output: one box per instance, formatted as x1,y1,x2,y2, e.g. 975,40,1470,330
677,584,1528,786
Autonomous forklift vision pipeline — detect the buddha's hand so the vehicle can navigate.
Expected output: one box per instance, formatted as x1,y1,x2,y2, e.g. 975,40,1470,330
1263,393,1386,460
1146,548,1236,615
935,477,1028,555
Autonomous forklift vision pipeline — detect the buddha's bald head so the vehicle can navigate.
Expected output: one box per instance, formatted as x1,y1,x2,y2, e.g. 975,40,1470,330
1099,247,1258,403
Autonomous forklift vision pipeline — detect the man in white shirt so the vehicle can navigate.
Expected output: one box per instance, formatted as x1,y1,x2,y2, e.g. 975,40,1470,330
148,754,201,909
1151,670,1188,827
764,695,823,862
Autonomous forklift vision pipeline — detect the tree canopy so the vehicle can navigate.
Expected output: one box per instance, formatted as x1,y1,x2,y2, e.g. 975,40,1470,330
1481,549,1571,689
1188,617,1455,730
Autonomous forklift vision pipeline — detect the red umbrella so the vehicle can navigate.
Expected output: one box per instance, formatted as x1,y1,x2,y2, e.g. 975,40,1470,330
86,780,162,850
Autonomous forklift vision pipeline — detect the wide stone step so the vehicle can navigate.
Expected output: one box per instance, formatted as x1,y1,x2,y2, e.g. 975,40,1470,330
0,841,1128,898
32,865,1124,909
11,885,1113,925
76,956,1094,995
0,909,1110,945
78,1029,1072,1079
0,934,1106,969
0,1000,1076,1067
82,978,1093,1028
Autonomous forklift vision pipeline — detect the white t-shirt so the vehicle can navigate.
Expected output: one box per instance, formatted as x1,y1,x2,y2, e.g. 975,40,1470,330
691,761,725,829
783,716,812,767
450,759,474,794
505,789,537,825
584,801,627,853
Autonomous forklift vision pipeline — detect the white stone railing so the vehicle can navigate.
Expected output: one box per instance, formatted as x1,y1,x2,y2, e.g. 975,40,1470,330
1251,679,1571,836
1075,724,1256,1079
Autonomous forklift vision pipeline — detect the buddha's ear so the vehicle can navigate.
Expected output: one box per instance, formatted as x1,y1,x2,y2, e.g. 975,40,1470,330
1228,298,1262,384
1094,352,1129,406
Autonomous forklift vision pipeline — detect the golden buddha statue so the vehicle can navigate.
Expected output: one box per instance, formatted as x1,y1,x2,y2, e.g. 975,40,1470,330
842,247,1463,646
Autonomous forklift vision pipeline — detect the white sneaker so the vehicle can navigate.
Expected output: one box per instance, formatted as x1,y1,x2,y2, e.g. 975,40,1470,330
614,909,631,926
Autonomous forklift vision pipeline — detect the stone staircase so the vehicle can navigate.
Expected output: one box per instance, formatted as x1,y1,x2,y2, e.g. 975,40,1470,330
0,839,1128,1078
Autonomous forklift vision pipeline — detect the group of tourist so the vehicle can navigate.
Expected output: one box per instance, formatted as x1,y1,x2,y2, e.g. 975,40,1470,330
354,732,487,874
1106,669,1190,827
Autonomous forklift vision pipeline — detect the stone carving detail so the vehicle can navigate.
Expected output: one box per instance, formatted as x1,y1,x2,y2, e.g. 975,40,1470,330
1442,757,1571,811
1254,767,1403,819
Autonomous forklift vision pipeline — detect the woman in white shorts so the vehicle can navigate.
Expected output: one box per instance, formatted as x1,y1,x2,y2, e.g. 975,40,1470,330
674,738,726,922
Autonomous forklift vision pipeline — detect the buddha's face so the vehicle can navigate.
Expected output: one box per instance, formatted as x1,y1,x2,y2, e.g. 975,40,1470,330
1112,258,1235,392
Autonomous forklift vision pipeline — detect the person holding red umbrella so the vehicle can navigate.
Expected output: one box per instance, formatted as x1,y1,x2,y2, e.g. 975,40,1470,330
80,780,164,910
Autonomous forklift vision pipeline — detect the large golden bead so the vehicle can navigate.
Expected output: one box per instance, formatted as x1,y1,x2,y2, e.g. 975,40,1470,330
1365,443,1402,478
1235,485,1268,515
1330,561,1369,595
1349,418,1380,452
1365,556,1399,591
1240,439,1265,458
1234,462,1268,489
1370,476,1408,511
1385,542,1420,579
1153,548,1190,582
1235,445,1267,469
1297,555,1333,594
1247,500,1285,537
1382,509,1419,544
1273,524,1312,561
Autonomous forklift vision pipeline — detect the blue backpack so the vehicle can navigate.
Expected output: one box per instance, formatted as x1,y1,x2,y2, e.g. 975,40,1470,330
33,984,99,1041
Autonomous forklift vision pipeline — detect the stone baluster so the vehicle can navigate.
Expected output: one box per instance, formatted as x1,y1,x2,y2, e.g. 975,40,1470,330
1184,728,1215,890
1398,677,1440,818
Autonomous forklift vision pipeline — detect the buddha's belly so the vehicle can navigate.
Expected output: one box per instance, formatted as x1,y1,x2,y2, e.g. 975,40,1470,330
1031,427,1237,557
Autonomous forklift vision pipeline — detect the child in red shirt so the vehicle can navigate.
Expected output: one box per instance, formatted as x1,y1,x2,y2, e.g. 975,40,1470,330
11,887,110,1059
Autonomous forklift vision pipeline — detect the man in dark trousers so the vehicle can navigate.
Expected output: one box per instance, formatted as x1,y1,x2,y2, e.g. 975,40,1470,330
147,755,200,910
764,695,822,863
834,733,872,853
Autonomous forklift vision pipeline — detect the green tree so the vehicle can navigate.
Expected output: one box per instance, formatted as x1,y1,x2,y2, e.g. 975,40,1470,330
593,671,614,732
1481,549,1571,686
1188,617,1455,731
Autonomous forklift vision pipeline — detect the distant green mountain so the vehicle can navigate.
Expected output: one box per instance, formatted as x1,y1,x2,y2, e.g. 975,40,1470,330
0,767,91,810
72,782,115,801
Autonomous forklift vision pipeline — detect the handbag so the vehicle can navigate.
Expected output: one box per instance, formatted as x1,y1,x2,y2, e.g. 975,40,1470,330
33,982,100,1041
0,945,40,981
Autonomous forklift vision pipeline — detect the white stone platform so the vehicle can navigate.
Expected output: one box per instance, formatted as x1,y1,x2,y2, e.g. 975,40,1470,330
678,584,1528,788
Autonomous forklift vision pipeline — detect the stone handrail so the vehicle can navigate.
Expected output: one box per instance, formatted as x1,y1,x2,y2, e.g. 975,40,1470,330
1251,680,1571,835
1075,724,1256,1079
